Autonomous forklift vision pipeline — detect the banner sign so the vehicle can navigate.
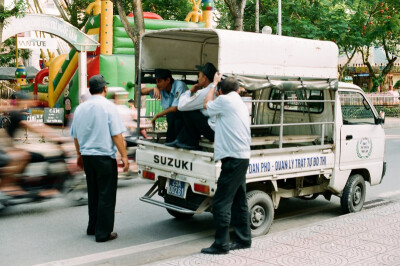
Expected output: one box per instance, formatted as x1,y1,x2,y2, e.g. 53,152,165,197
44,108,64,124
17,37,58,50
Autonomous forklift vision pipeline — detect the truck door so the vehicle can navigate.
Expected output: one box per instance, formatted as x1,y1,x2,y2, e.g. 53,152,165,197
339,90,385,176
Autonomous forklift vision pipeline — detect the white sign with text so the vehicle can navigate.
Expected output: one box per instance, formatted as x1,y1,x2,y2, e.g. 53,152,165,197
17,37,58,50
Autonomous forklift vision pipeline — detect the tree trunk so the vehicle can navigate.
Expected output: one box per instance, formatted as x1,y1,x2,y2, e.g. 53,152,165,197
224,0,247,31
0,0,4,44
113,0,144,107
359,47,375,91
380,36,397,89
338,48,357,81
255,0,259,33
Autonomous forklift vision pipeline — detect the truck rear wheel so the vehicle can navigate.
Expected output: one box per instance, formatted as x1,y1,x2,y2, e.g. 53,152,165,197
166,208,194,219
340,174,366,214
247,190,274,237
164,197,194,219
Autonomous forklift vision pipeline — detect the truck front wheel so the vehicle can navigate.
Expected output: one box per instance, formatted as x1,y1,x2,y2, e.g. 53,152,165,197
340,174,366,214
247,190,274,237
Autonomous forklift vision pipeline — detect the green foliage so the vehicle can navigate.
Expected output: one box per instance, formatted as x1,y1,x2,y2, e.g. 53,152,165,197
115,0,192,21
376,106,400,117
0,0,28,23
64,0,90,28
142,0,192,20
1,1,29,67
0,38,31,67
214,0,232,29
394,80,400,89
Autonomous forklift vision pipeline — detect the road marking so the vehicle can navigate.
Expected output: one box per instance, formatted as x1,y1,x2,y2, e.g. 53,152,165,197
35,230,214,266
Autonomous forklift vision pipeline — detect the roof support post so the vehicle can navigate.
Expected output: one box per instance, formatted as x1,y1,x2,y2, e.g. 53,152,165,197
78,51,88,97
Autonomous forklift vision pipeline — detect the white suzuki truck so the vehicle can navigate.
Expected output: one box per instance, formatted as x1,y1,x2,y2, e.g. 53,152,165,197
135,29,386,236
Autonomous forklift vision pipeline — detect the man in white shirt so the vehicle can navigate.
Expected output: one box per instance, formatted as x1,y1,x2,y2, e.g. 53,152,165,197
200,75,252,255
165,62,217,149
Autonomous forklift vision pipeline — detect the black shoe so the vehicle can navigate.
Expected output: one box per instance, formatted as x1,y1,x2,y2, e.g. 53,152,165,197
176,141,200,150
165,139,179,147
201,245,229,255
229,242,251,250
96,232,118,242
87,229,95,236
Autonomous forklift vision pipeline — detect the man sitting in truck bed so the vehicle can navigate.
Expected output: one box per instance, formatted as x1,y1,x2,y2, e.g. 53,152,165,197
165,62,217,150
141,69,188,143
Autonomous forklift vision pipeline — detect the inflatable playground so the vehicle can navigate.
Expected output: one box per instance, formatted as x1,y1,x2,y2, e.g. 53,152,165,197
14,0,213,122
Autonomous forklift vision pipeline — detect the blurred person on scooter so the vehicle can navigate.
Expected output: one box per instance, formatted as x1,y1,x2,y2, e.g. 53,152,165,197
0,92,69,198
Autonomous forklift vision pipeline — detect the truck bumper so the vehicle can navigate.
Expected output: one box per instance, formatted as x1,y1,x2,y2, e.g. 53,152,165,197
140,180,212,214
140,196,195,214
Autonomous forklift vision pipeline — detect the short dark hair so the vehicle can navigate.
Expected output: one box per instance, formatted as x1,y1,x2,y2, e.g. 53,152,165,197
154,69,172,79
128,99,134,104
196,62,217,82
89,74,109,94
220,77,239,94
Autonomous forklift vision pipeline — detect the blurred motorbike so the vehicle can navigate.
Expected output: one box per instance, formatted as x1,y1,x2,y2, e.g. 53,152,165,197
0,142,87,212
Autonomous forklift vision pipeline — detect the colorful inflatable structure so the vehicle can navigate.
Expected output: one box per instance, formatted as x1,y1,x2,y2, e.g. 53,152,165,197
20,0,207,122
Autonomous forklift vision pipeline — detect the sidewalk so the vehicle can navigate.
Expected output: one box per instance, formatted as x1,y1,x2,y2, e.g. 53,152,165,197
153,201,400,265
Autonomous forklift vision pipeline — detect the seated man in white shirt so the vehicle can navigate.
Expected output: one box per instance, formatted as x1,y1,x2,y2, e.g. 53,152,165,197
165,62,217,149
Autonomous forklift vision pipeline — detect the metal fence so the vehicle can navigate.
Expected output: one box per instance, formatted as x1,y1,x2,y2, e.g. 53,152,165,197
340,93,399,106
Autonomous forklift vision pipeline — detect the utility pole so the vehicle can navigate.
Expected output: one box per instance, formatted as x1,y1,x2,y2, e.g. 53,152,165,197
277,0,282,35
255,0,259,33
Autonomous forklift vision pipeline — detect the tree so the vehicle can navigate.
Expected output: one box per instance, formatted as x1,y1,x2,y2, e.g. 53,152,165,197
61,0,90,29
0,0,29,66
222,0,247,30
142,0,192,20
113,0,144,107
0,37,31,67
0,0,27,43
340,0,400,91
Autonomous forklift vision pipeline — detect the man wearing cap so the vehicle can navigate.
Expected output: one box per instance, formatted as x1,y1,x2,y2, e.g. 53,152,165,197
141,69,188,143
71,74,129,243
201,75,251,255
165,62,217,149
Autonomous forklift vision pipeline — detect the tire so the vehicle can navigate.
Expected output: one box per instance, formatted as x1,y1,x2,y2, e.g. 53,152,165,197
340,174,366,214
164,197,194,219
247,190,274,237
1,117,10,130
166,208,194,219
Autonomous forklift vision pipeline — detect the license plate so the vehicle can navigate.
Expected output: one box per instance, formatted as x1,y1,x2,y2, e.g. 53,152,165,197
167,179,187,198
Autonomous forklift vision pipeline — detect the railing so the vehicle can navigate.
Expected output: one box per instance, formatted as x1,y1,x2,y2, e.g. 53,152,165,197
340,93,399,106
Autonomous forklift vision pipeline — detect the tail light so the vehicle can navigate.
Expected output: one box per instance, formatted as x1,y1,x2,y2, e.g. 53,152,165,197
194,183,210,195
142,170,155,180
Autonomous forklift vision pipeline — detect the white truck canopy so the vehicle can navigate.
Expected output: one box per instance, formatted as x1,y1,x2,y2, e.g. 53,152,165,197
140,28,339,87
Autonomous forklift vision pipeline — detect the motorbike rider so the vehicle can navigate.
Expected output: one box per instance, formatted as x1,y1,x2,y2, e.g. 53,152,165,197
0,92,68,198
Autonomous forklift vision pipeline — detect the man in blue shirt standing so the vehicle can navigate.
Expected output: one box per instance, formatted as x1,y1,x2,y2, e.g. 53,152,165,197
201,74,252,254
141,69,188,143
71,74,129,243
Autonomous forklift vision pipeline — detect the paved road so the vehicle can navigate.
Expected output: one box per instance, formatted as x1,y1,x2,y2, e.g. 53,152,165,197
0,127,399,265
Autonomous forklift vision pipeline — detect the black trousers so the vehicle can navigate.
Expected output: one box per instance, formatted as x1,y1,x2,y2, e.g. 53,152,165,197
212,157,251,250
166,111,183,143
82,155,118,242
177,110,214,146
